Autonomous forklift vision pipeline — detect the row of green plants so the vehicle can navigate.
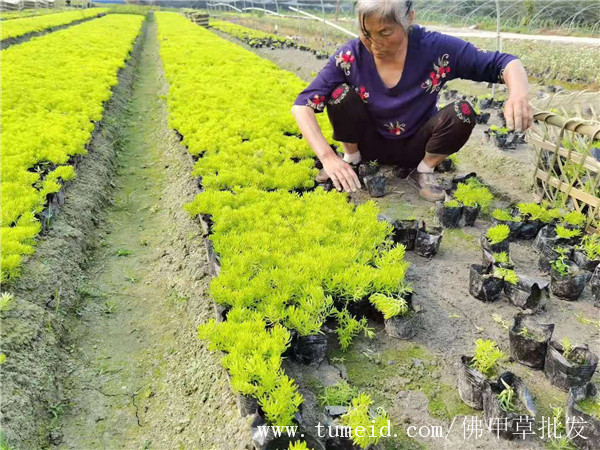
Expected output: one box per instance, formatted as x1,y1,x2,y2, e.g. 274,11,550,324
0,7,109,41
0,14,144,282
157,12,406,448
0,7,67,21
210,19,295,49
159,13,334,191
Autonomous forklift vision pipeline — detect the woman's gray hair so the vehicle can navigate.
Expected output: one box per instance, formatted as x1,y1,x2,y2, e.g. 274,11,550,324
356,0,414,35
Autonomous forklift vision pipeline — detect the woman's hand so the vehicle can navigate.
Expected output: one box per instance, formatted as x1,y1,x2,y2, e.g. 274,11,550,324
504,92,533,132
321,153,362,193
502,59,533,132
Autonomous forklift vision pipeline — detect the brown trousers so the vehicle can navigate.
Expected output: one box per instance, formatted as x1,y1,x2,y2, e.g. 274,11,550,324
326,84,476,168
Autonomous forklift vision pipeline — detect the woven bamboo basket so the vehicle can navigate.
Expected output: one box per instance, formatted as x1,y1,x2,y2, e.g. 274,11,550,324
528,112,600,233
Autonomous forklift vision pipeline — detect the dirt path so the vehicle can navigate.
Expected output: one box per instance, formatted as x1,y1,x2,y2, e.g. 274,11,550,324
54,16,249,449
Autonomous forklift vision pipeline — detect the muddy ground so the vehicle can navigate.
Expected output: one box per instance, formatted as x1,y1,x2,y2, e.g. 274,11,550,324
2,13,598,450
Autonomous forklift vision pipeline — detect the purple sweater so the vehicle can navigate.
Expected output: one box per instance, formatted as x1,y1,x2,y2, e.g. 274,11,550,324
294,25,518,139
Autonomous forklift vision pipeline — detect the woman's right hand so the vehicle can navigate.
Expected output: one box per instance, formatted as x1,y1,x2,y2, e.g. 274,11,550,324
321,153,362,193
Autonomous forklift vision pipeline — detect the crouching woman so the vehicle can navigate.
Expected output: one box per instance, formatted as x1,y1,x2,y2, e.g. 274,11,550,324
291,0,532,200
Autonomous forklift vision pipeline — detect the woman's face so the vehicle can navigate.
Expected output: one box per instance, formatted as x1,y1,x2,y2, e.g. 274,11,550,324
359,13,412,58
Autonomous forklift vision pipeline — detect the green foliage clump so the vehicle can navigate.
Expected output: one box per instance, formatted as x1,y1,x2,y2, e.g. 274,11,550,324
493,267,519,285
319,380,359,407
562,211,586,227
486,225,510,244
517,202,559,223
497,379,520,413
341,394,389,448
577,234,600,261
444,199,461,208
493,252,510,264
0,292,15,315
555,225,582,240
454,181,493,209
577,396,600,420
492,209,521,222
288,441,311,450
368,293,409,320
334,309,375,351
470,339,506,378
489,125,509,135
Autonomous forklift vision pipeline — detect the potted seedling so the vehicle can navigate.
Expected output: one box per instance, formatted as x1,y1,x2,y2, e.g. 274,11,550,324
435,199,463,228
550,251,587,301
573,234,600,272
319,381,360,449
339,393,390,449
491,209,522,240
454,180,493,226
469,264,504,302
458,339,506,409
483,372,537,440
591,264,600,307
554,224,583,246
357,160,380,183
545,337,599,391
538,241,572,274
562,210,587,231
377,214,419,251
484,251,514,270
486,125,516,149
516,203,560,239
414,222,443,258
509,315,554,369
370,293,420,340
435,154,456,173
288,310,331,366
473,100,491,124
503,273,549,310
363,163,386,197
566,383,600,449
481,224,510,256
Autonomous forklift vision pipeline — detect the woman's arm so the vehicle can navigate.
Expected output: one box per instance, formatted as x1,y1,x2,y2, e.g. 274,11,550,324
291,104,361,193
501,59,533,132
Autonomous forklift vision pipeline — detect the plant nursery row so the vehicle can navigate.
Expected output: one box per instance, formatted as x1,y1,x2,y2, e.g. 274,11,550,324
0,14,144,282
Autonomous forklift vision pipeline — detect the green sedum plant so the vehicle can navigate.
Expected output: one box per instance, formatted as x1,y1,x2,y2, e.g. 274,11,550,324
319,380,359,407
492,209,521,222
497,378,520,413
334,308,375,351
562,211,586,228
341,393,389,448
493,252,510,264
486,225,510,244
454,181,493,210
444,199,461,208
470,339,506,378
493,267,519,285
577,234,600,261
555,225,582,240
368,293,409,319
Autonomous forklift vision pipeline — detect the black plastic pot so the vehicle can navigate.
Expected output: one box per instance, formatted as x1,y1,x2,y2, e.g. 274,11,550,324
358,162,380,182
566,383,600,450
482,372,537,440
205,239,221,277
364,173,386,197
476,112,490,124
538,244,570,274
533,225,557,252
414,223,443,258
238,394,260,417
492,218,522,241
518,220,543,240
436,202,463,228
544,341,599,391
457,355,486,409
291,333,328,366
573,250,600,272
504,275,549,310
213,301,230,322
592,265,600,307
509,316,554,369
550,261,587,301
322,406,361,450
384,309,420,340
436,158,455,173
461,205,480,227
480,234,510,255
393,219,419,250
482,248,514,271
469,264,504,302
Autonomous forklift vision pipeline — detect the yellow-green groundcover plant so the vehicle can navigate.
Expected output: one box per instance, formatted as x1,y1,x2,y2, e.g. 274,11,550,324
0,14,144,281
157,13,409,439
0,8,109,41
157,12,334,191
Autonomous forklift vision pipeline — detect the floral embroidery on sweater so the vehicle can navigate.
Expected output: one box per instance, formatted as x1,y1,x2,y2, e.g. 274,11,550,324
384,121,407,136
306,94,326,111
328,84,350,105
421,54,450,93
355,86,370,103
335,50,355,76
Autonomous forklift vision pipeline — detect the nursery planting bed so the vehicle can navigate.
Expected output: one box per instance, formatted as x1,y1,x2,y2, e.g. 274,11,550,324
2,9,599,450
